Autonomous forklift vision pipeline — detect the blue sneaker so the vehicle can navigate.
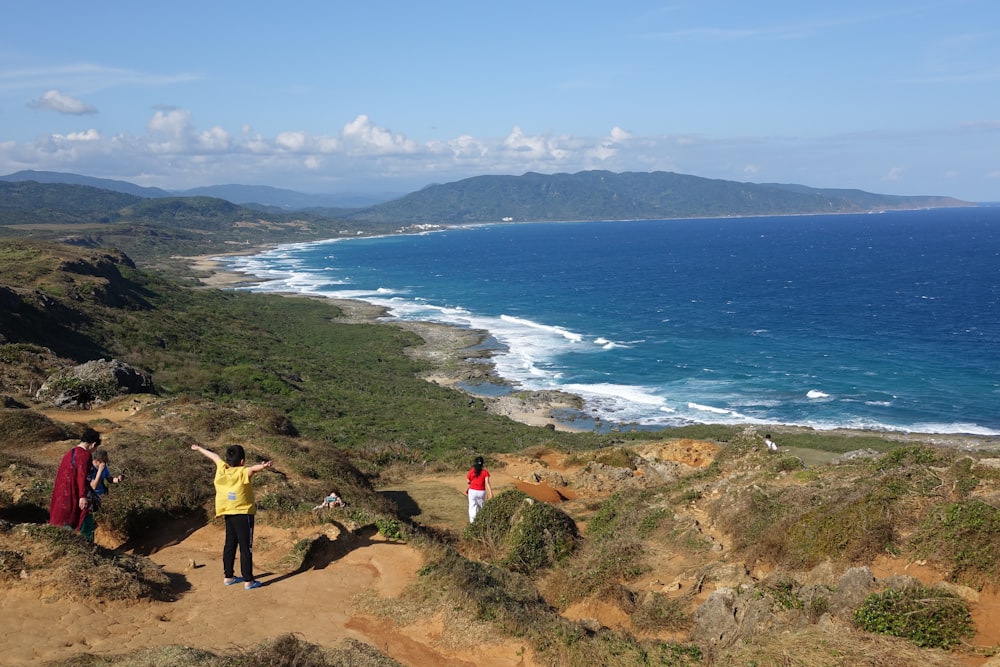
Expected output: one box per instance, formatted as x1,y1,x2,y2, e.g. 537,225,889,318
224,577,244,586
244,580,263,590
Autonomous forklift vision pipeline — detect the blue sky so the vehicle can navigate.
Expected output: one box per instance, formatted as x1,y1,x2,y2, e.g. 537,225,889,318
2,1,998,200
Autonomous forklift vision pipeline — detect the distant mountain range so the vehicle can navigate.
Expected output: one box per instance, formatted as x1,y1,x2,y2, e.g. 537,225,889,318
0,169,974,226
0,170,400,209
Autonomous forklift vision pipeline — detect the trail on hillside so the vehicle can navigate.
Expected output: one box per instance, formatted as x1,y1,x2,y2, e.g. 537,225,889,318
5,407,539,667
11,407,1000,667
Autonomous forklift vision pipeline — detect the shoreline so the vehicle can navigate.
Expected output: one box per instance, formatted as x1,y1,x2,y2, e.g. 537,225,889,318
184,252,1000,449
184,253,587,433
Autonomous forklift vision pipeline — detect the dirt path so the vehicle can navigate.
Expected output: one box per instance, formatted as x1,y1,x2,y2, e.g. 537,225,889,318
0,516,537,667
5,406,539,667
13,407,1000,666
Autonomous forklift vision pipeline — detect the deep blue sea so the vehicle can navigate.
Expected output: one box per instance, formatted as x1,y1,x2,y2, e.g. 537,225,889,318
222,207,1000,436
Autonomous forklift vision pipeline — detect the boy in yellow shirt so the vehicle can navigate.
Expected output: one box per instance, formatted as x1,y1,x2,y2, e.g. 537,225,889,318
191,443,273,590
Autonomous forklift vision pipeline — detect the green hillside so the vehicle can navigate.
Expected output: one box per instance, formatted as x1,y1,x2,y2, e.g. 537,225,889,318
0,181,399,268
342,170,973,224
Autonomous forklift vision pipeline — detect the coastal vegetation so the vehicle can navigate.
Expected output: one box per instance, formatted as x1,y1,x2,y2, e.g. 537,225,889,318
0,180,997,666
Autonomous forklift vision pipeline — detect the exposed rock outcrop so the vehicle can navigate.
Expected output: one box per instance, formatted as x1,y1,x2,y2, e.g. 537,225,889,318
36,358,154,408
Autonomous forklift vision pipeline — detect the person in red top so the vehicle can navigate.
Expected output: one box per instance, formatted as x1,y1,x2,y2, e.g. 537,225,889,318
49,428,101,533
466,456,493,523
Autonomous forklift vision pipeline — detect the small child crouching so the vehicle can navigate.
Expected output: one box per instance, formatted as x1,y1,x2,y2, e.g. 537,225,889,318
313,491,346,510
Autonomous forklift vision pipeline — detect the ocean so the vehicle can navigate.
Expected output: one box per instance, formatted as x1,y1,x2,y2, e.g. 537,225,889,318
221,207,1000,436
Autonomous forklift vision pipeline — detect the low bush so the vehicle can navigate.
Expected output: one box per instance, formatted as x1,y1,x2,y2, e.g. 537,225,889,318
909,499,1000,588
464,489,579,574
854,584,973,649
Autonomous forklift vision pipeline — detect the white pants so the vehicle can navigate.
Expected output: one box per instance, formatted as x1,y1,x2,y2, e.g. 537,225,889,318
468,489,487,523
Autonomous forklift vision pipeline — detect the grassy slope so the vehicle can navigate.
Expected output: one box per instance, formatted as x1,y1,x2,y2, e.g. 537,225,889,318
3,237,1000,666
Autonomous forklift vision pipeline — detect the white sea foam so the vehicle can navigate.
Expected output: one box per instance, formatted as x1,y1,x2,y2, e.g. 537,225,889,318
688,402,730,415
904,422,1000,436
216,215,1000,438
564,383,665,406
500,315,583,343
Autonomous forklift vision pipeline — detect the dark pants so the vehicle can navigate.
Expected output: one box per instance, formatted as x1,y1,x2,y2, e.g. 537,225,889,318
222,514,255,581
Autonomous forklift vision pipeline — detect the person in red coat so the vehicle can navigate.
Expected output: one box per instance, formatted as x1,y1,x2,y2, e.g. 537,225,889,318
49,428,102,533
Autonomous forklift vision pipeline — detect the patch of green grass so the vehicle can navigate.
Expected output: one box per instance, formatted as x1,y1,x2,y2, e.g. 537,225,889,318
871,445,949,471
637,506,671,538
909,499,1000,589
719,486,787,547
593,447,637,469
779,484,899,568
552,538,648,606
762,575,804,611
415,545,700,667
772,454,805,473
854,584,973,649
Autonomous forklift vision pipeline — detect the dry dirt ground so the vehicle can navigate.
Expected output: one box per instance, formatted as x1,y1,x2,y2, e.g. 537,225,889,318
5,405,1000,667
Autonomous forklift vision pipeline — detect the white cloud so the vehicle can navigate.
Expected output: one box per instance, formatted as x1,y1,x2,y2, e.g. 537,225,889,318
342,115,418,154
28,89,97,115
0,107,992,199
53,129,101,142
148,108,192,138
609,127,631,142
584,126,635,163
502,126,548,158
276,131,308,151
199,126,231,150
444,134,488,159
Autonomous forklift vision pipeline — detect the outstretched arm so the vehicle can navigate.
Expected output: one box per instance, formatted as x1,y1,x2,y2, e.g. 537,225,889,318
247,460,273,478
191,444,222,464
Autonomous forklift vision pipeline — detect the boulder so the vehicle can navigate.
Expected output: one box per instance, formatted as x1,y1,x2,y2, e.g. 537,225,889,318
36,358,154,408
829,566,876,617
689,586,772,651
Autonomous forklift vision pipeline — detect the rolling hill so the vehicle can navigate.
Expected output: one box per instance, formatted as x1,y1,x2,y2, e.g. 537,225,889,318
339,170,974,224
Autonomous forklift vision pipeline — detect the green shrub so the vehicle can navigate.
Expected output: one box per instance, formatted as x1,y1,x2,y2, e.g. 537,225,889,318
853,585,973,649
871,445,947,471
465,489,579,574
909,499,1000,588
0,410,74,449
773,455,804,472
0,342,49,363
375,517,403,541
763,575,803,611
593,447,636,469
779,484,898,567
